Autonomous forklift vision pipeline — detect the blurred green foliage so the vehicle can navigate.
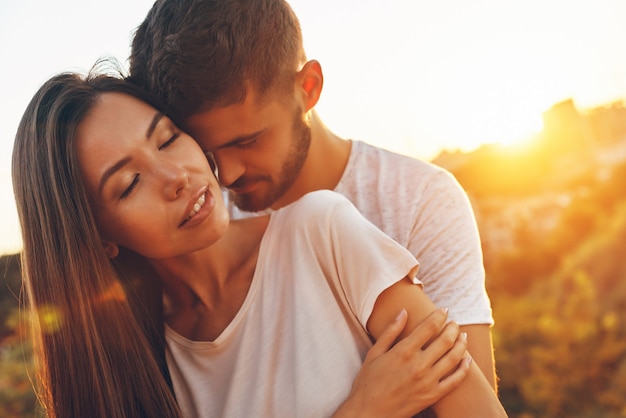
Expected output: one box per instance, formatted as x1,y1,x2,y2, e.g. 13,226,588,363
452,143,626,417
0,254,40,417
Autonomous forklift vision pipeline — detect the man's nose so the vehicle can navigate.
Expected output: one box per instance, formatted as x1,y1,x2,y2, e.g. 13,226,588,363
213,150,245,188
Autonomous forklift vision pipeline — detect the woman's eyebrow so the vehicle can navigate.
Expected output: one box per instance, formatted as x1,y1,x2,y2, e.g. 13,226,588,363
98,157,131,196
146,112,165,138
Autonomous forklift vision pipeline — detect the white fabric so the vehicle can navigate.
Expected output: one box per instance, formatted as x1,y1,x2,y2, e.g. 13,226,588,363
229,141,493,326
166,190,420,418
333,141,492,325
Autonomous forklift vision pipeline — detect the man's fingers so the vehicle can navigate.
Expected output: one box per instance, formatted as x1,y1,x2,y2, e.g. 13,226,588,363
364,309,408,363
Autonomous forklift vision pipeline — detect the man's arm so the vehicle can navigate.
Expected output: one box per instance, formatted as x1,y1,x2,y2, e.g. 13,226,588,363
461,324,497,391
333,308,470,418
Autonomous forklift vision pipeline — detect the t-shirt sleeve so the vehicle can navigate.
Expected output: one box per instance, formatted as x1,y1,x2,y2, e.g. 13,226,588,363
305,191,420,327
409,170,493,325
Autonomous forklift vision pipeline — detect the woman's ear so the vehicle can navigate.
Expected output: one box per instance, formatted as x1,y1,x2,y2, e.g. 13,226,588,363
296,60,323,111
102,241,120,259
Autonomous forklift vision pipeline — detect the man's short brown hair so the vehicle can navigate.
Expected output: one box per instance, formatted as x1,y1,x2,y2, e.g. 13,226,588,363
129,0,307,120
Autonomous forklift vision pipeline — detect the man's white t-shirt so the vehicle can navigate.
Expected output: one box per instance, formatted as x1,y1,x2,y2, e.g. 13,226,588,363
229,140,493,326
166,191,420,418
334,141,492,325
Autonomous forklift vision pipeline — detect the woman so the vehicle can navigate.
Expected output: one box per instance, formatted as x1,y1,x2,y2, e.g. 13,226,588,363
12,69,506,417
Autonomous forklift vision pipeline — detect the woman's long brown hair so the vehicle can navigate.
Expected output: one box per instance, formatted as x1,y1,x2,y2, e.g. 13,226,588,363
12,66,182,417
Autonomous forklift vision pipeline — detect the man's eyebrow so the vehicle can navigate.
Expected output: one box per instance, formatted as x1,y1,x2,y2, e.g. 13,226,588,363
97,111,164,196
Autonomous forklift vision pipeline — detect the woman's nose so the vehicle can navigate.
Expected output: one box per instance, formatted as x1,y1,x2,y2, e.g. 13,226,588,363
160,162,189,199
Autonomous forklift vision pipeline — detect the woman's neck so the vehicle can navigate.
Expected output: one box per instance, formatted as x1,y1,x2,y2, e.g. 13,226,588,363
153,215,269,341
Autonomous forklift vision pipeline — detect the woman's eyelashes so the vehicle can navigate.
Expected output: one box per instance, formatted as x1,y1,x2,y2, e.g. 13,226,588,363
119,132,181,200
120,174,140,200
159,132,181,150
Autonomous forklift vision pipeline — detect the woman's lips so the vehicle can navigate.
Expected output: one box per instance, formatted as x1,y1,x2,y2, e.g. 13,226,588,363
179,187,213,227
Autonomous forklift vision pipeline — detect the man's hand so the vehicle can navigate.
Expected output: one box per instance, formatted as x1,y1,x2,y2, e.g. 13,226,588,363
333,308,471,418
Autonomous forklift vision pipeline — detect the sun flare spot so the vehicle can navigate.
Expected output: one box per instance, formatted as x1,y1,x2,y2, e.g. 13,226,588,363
36,305,63,334
95,281,127,304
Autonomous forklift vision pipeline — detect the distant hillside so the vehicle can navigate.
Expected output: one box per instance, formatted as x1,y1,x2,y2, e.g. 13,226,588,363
435,131,626,417
434,98,626,199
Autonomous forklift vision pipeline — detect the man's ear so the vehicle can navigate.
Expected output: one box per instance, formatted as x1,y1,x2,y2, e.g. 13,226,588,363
296,60,323,111
102,241,120,259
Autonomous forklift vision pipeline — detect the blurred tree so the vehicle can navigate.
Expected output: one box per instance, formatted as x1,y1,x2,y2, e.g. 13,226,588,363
0,309,38,417
1,253,38,417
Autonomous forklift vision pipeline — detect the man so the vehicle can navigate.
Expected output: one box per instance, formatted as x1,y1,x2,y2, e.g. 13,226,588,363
129,0,496,412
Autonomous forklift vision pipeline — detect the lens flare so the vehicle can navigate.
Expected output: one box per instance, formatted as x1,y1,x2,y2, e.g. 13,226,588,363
36,305,63,334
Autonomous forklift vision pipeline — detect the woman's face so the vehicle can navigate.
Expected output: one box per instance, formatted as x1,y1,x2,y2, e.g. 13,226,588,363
76,92,229,259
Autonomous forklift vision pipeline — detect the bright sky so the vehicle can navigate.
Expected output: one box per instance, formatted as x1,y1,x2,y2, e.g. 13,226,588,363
1,0,626,254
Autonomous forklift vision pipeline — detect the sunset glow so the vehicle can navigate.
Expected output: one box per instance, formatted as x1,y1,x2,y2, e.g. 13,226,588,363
1,0,626,253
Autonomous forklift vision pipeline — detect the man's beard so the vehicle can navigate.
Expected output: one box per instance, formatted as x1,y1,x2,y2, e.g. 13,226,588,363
230,110,311,212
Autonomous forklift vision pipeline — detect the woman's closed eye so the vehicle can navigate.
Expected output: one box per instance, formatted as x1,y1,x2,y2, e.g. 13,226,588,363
120,174,140,200
118,130,181,200
159,132,181,150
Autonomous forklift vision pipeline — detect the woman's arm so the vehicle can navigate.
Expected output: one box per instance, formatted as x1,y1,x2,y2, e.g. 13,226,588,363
367,278,508,418
333,308,471,418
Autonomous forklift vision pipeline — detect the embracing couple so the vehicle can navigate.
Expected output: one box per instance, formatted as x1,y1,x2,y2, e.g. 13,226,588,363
13,0,506,416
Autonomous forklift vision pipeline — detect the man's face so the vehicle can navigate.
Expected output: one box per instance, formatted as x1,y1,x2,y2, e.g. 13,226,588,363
184,89,311,212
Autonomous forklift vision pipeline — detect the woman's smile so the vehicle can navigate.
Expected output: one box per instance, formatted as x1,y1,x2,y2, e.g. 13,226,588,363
179,187,216,228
